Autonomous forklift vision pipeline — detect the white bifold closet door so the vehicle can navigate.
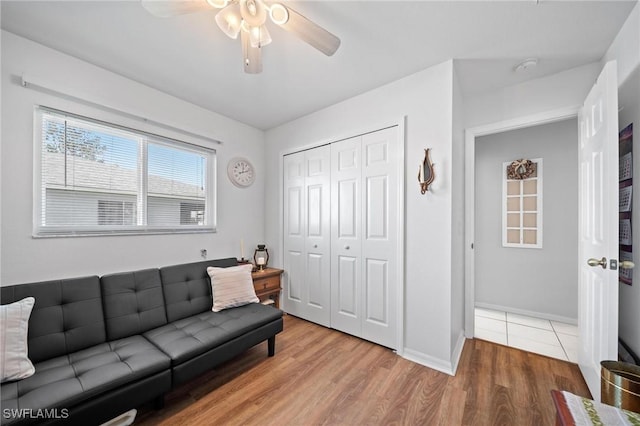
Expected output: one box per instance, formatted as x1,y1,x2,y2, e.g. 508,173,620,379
282,145,331,327
331,127,398,349
282,126,398,349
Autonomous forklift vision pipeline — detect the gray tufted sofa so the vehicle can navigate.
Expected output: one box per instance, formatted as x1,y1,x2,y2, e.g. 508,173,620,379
0,258,283,425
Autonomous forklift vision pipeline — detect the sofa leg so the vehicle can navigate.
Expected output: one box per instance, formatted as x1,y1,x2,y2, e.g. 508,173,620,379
154,395,165,410
268,336,276,357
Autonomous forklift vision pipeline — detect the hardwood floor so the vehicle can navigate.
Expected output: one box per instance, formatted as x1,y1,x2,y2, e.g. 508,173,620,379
136,314,591,425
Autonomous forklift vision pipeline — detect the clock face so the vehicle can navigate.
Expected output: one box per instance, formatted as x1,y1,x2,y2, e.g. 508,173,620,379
227,157,255,188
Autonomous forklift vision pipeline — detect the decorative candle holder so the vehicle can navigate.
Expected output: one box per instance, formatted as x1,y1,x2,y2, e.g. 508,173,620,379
253,244,269,271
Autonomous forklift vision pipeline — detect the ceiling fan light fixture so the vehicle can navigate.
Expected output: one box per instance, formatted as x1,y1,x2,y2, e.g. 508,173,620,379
249,24,272,47
215,4,242,39
241,29,262,73
141,0,340,74
240,0,267,28
269,3,289,25
206,0,229,8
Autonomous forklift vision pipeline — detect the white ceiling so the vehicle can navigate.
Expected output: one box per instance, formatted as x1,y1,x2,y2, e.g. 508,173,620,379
1,1,636,130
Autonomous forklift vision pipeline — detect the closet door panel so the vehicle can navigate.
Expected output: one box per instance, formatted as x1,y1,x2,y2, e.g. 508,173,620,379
365,175,388,239
306,253,325,308
303,145,331,326
283,152,306,314
338,180,358,238
307,184,323,237
331,137,362,336
361,127,398,348
337,255,358,317
365,258,388,324
287,187,303,236
287,251,303,302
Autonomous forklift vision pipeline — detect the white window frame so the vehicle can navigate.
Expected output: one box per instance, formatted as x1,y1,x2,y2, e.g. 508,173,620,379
33,106,217,237
502,158,543,248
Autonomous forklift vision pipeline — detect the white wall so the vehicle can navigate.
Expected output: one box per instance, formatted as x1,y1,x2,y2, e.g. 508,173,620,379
464,62,601,130
475,119,579,322
618,66,640,359
0,25,3,283
1,31,265,285
265,61,463,373
603,2,640,88
450,66,465,363
605,1,640,359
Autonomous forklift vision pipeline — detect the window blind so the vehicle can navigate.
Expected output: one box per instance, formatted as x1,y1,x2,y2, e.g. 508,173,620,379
35,107,216,236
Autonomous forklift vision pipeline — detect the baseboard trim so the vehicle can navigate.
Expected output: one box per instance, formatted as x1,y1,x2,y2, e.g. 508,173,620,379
402,349,454,375
402,337,468,377
450,331,466,374
475,302,577,325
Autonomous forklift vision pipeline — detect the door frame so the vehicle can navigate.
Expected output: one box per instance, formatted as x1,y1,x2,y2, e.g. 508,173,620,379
278,118,406,353
464,106,580,337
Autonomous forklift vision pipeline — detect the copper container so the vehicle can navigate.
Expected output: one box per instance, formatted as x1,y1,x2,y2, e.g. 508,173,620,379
601,360,640,413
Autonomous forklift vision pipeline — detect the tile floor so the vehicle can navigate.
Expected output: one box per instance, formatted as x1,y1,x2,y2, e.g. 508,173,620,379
474,307,578,363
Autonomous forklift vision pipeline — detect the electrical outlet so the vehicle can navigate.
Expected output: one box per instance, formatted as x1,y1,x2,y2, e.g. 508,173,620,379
200,249,207,259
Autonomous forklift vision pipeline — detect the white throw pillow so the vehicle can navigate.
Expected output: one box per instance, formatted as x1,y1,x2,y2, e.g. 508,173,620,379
207,264,258,312
1,297,36,383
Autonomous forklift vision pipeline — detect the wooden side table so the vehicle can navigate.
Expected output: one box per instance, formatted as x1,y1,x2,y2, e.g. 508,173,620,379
252,267,283,309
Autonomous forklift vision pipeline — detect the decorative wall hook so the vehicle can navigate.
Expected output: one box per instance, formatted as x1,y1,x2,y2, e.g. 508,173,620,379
418,148,435,194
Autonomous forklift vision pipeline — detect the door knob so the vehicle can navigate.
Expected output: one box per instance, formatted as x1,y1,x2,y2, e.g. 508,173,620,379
620,260,635,270
587,257,607,269
345,245,350,250
313,244,318,248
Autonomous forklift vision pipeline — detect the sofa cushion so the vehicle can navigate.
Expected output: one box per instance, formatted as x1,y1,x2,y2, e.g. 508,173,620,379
159,258,238,322
207,264,259,312
0,277,106,363
0,298,35,383
0,335,170,417
100,269,167,340
144,303,282,365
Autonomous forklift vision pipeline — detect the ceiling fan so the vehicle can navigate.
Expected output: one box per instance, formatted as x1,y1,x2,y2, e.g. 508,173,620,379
141,0,341,74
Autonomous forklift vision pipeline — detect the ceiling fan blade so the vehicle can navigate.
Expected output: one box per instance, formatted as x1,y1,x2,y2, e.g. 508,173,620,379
241,30,263,74
277,5,340,56
141,0,211,18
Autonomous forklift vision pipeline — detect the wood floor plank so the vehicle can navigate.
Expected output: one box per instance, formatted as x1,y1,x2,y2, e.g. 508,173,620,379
136,315,590,426
436,382,467,426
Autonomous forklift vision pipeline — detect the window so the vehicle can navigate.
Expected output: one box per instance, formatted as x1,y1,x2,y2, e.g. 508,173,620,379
98,200,136,225
180,202,205,225
502,158,542,248
35,107,216,236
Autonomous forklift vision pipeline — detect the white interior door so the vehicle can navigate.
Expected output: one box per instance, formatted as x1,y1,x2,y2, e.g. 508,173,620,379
578,60,619,401
283,146,331,326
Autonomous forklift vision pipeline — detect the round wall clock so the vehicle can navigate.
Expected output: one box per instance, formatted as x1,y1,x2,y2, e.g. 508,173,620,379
227,157,255,188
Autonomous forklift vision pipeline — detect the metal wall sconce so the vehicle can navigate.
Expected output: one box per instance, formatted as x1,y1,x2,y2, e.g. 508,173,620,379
418,148,435,194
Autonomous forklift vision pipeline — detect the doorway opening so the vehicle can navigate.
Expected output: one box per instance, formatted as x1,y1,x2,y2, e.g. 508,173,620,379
464,107,580,362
